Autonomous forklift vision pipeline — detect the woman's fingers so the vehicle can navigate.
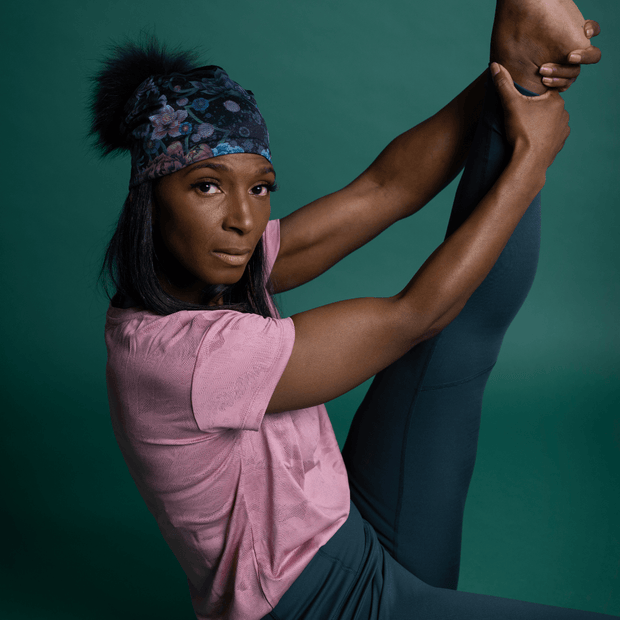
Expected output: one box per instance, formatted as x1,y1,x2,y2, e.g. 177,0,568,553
538,19,601,92
544,77,577,92
539,64,581,78
584,19,601,39
553,43,601,90
567,45,602,65
492,62,570,166
567,19,602,64
539,63,580,91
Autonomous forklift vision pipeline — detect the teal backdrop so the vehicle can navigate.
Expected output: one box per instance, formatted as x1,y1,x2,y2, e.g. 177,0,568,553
2,1,618,618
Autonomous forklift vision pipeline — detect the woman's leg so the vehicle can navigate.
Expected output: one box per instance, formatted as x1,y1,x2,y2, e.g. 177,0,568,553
342,73,541,590
266,503,617,619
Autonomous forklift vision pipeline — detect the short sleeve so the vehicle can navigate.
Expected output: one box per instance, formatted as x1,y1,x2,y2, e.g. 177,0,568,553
191,311,295,432
262,219,281,275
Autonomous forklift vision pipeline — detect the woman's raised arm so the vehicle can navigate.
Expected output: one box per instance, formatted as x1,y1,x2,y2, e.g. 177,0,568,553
267,65,569,414
270,71,488,294
271,0,600,294
270,61,569,295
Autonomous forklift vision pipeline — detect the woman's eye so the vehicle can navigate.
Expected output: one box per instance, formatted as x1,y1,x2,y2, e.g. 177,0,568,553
192,182,221,195
250,184,271,197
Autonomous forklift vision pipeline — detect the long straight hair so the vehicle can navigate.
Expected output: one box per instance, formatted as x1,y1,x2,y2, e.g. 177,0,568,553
100,180,276,318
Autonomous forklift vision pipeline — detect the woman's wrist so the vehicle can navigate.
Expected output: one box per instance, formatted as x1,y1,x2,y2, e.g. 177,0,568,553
507,146,548,196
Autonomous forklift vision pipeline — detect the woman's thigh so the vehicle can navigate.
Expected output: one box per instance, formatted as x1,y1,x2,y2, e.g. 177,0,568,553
266,503,617,620
381,553,616,620
342,76,542,589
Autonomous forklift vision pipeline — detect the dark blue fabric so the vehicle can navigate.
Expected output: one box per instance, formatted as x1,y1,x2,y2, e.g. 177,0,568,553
265,503,615,620
264,76,618,619
124,65,271,187
343,76,540,590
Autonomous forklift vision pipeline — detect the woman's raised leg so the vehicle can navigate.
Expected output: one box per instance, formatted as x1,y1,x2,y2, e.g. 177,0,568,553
342,73,541,590
342,0,601,592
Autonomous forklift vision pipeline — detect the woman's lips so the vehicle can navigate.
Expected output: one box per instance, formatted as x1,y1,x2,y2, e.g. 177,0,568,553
212,250,251,266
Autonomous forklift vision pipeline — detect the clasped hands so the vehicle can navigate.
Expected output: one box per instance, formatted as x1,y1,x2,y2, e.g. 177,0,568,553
491,0,601,93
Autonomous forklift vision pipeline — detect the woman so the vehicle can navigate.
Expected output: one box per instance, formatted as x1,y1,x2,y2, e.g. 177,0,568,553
94,2,612,618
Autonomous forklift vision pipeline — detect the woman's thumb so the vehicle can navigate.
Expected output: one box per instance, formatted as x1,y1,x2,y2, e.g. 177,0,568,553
490,62,519,102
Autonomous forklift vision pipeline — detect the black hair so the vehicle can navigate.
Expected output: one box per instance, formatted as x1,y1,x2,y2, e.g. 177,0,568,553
90,36,199,156
99,180,274,317
91,37,276,318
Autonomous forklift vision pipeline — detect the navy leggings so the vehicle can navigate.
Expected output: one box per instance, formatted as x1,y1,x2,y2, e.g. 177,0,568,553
265,76,617,619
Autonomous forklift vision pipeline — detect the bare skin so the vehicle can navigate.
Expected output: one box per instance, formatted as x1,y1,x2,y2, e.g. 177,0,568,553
491,0,601,93
153,3,599,414
154,1,602,303
154,156,275,303
154,72,569,414
271,1,601,295
267,66,569,412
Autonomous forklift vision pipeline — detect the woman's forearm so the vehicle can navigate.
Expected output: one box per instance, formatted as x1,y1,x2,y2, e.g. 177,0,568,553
364,71,487,220
394,147,545,339
271,71,488,293
268,149,547,414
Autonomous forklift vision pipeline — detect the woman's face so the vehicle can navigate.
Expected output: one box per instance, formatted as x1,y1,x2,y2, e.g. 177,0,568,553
153,153,275,302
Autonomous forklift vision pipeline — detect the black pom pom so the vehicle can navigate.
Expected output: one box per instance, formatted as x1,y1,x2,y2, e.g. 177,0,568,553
89,36,200,156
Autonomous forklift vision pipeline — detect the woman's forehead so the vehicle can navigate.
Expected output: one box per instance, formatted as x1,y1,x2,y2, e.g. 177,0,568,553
182,153,276,177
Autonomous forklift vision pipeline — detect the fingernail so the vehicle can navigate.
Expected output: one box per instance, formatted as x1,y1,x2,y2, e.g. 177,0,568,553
539,66,552,76
586,28,593,37
569,53,581,63
542,77,553,85
490,62,500,76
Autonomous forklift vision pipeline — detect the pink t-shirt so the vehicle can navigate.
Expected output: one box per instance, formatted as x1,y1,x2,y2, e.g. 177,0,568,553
105,220,350,620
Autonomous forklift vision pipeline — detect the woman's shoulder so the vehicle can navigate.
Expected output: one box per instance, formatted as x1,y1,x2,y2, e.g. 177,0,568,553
104,218,284,355
105,291,295,434
105,300,293,364
105,303,259,341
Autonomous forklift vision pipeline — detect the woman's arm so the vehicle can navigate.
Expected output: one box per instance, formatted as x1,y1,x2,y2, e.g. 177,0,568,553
267,65,569,414
491,0,601,94
271,71,488,293
270,2,600,295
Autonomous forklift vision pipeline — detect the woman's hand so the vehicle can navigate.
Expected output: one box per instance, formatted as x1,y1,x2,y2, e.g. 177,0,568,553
540,20,601,92
491,63,570,169
491,0,602,94
269,65,563,414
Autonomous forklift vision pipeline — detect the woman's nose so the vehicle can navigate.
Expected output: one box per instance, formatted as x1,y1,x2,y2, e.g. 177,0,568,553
223,193,255,234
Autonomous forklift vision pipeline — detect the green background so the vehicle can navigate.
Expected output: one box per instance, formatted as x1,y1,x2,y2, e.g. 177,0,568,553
2,0,618,617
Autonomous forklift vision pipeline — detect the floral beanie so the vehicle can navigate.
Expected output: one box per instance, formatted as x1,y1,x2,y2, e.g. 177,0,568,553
121,65,271,188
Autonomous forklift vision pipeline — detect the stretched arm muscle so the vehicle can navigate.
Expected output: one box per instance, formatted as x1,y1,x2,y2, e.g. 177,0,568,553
270,72,488,293
268,149,547,413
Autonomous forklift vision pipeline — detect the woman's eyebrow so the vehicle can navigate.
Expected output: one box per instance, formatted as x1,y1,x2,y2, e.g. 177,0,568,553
184,163,275,177
186,162,229,174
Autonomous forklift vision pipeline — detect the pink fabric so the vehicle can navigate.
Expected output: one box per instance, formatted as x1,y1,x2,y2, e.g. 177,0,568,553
105,220,350,620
